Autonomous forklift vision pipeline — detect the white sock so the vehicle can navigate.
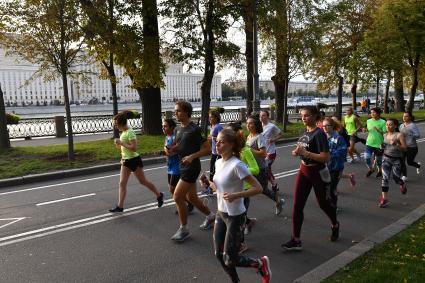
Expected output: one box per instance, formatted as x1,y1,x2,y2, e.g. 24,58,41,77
180,224,187,230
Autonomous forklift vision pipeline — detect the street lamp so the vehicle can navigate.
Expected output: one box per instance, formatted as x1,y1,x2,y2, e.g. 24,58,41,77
252,0,261,113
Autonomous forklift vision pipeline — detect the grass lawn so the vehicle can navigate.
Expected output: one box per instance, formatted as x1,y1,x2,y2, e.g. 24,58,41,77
1,109,424,180
323,215,425,283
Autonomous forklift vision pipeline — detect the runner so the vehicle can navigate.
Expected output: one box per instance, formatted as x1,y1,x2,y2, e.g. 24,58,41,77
323,117,348,209
259,110,284,192
109,111,164,213
169,100,215,242
400,111,421,180
282,106,339,251
379,118,408,207
227,122,260,253
162,118,193,214
343,107,364,162
207,108,224,193
209,128,271,283
363,107,386,177
246,115,285,215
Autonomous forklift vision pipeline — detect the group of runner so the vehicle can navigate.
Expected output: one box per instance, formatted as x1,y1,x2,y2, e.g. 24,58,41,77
108,101,421,283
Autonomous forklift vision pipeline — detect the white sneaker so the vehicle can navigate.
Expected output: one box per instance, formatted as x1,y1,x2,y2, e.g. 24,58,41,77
401,176,408,182
417,163,421,175
171,227,190,242
199,214,215,230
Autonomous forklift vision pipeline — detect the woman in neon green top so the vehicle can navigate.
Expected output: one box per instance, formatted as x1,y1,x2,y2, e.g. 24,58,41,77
362,107,386,178
109,111,164,213
343,107,364,162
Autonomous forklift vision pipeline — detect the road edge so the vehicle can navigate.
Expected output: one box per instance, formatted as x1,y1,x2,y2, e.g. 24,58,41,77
293,203,425,283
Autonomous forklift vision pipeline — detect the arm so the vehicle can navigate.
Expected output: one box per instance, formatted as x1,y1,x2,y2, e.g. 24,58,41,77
181,140,211,165
243,148,260,176
223,175,262,202
411,124,421,139
355,117,363,132
270,132,284,143
251,147,267,158
397,133,408,152
115,138,137,152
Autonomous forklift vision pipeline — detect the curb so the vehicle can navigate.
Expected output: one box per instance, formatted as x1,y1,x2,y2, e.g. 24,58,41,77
0,137,299,189
293,203,425,283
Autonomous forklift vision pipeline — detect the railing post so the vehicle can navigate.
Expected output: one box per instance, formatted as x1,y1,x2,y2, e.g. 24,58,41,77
239,108,246,122
164,110,173,120
55,116,66,138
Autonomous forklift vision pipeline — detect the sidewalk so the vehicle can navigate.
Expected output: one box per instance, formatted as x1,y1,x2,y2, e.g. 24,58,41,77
10,132,115,147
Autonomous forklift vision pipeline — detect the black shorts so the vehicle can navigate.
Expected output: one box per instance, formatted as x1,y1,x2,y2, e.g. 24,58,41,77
349,134,364,144
179,159,201,183
168,174,180,187
122,156,144,172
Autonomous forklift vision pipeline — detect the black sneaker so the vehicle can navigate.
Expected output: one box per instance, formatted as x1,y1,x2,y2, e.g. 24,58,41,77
366,169,374,177
157,192,164,207
282,238,302,251
376,170,382,178
330,222,339,242
109,206,124,213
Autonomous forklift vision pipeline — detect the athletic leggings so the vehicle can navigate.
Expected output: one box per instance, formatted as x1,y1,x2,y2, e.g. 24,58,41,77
401,147,420,176
266,152,277,183
382,155,404,192
256,168,278,202
292,163,337,238
214,211,260,283
329,170,342,208
365,145,383,170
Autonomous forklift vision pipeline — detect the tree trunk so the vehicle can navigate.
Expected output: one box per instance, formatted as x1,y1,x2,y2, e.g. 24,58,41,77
336,74,343,120
394,68,405,112
407,58,419,113
62,71,75,160
0,83,10,149
384,70,391,113
243,0,254,116
351,77,357,109
140,0,162,135
375,74,380,110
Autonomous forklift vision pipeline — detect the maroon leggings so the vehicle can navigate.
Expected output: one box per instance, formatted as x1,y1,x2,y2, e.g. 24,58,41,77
292,163,337,238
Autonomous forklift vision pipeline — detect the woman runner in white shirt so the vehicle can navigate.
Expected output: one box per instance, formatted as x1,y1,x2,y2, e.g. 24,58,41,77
209,128,272,283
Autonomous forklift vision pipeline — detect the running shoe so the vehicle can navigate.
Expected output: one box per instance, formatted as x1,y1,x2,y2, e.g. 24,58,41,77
348,173,356,187
282,238,302,251
244,218,257,235
272,184,279,192
258,256,272,283
330,222,339,242
171,227,190,242
109,206,124,213
401,176,408,183
417,162,421,175
157,192,164,207
379,197,389,208
275,198,285,215
348,159,354,164
376,170,382,178
238,242,248,255
366,169,374,177
400,183,407,195
199,214,215,230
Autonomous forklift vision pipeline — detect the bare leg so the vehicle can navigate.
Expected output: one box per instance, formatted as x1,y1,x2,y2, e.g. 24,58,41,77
133,168,161,198
117,166,131,208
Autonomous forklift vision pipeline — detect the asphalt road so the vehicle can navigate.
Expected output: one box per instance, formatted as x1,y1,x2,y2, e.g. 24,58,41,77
1,124,425,283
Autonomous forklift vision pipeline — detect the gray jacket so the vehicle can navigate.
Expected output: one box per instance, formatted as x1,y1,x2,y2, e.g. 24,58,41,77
400,122,420,148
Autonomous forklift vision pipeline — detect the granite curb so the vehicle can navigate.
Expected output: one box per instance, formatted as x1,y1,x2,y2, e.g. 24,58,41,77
0,137,300,189
293,203,425,283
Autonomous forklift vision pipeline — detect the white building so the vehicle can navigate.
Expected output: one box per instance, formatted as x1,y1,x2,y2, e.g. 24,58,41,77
0,47,221,106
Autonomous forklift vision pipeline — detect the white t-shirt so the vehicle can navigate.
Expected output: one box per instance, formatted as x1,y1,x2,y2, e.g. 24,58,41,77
213,156,251,216
262,122,281,154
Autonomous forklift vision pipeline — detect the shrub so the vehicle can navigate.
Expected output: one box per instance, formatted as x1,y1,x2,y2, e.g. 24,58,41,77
6,113,21,124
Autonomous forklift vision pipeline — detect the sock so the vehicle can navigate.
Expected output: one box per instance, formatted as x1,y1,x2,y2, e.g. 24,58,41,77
180,224,187,230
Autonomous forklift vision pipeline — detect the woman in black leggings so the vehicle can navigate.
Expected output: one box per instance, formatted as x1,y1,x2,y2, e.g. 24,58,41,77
209,129,271,283
400,112,421,180
282,106,339,251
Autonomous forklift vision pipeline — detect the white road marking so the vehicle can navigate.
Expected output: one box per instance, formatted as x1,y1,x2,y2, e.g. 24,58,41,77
36,193,96,206
0,218,26,229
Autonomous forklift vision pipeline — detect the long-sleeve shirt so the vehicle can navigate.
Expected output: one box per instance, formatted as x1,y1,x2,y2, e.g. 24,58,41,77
400,122,421,148
240,146,260,190
327,131,347,172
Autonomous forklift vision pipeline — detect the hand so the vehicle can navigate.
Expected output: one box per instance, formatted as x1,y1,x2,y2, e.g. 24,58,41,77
297,146,307,157
292,145,301,156
362,128,367,133
209,181,217,192
182,154,195,165
114,138,121,145
223,192,237,203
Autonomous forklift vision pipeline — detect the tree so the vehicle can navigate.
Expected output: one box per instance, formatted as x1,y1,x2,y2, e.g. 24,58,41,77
2,0,86,160
0,83,10,149
161,0,239,135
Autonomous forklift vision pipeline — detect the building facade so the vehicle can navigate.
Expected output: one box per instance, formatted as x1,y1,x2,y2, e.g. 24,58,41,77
0,47,221,106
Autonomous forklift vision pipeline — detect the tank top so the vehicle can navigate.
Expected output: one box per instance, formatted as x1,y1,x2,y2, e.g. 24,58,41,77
344,115,356,135
383,133,403,158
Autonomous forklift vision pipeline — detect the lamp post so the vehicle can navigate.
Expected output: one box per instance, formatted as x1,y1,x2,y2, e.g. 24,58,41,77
252,0,260,113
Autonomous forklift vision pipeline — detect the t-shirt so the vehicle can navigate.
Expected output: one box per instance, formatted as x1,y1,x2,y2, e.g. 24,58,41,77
120,128,139,159
366,118,386,148
297,127,329,165
400,122,420,148
262,122,281,154
344,115,357,135
174,122,206,159
165,135,180,175
210,124,223,155
213,156,251,216
246,134,267,169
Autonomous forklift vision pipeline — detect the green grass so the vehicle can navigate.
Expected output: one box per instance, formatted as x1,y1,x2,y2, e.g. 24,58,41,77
323,215,425,283
0,134,165,179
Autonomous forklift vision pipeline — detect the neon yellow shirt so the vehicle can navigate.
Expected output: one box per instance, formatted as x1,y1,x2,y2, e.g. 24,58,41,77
366,119,386,148
344,115,357,135
120,128,139,159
